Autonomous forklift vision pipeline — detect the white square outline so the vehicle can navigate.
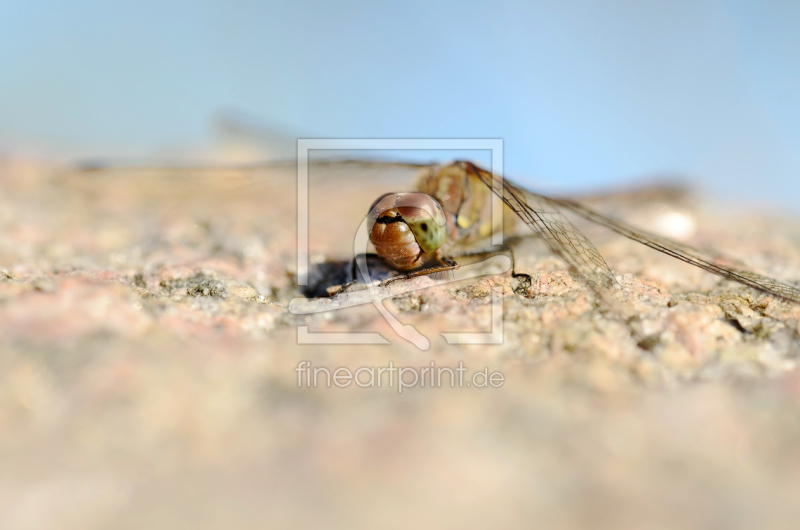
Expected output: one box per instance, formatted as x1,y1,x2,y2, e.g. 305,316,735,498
296,138,504,286
293,139,505,350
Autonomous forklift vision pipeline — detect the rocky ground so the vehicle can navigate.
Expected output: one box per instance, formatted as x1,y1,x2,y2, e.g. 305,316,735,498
2,155,800,529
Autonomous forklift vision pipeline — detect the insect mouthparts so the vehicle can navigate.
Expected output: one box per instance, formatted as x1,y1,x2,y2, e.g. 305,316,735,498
376,213,403,224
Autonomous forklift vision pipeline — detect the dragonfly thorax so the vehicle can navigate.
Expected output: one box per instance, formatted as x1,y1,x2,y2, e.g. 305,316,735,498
367,192,447,271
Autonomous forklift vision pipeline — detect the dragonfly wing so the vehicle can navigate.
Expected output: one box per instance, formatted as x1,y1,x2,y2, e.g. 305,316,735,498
463,162,618,289
553,198,800,304
56,158,440,261
63,158,430,184
57,158,434,203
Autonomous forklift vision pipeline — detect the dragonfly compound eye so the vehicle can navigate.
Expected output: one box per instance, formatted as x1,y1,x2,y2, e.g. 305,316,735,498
405,216,445,253
367,193,447,270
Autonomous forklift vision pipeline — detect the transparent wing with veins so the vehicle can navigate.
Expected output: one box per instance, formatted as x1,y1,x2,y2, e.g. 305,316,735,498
463,162,618,289
462,162,800,304
550,197,800,304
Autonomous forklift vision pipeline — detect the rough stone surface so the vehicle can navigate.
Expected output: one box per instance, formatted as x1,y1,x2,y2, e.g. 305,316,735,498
2,156,800,529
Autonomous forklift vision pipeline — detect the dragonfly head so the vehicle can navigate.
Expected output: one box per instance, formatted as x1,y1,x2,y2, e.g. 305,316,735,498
367,192,447,271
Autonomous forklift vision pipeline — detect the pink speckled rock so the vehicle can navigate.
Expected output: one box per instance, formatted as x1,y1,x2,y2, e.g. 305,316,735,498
1,156,800,529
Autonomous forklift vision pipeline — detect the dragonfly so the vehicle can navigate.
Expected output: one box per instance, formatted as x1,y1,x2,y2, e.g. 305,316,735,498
66,156,800,306
350,159,799,305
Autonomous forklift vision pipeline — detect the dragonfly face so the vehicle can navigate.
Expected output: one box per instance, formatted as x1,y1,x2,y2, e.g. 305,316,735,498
367,192,448,271
366,162,513,273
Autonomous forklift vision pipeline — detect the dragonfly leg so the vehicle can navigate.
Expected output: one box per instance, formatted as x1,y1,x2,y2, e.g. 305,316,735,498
447,245,532,294
382,256,459,286
348,252,410,283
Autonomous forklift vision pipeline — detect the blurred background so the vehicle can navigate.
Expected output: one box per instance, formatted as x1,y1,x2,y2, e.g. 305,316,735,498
5,4,800,529
1,0,799,209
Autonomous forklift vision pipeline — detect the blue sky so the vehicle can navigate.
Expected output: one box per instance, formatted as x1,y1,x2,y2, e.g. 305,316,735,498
1,0,799,209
